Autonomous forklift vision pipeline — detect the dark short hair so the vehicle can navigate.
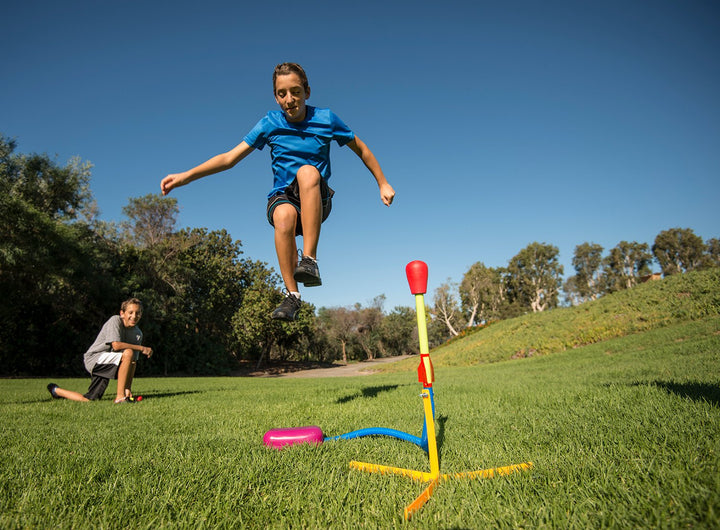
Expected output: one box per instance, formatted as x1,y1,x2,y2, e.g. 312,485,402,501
121,298,143,312
273,62,309,93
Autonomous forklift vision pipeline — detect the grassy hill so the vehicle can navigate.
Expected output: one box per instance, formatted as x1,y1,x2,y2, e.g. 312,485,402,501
385,267,720,372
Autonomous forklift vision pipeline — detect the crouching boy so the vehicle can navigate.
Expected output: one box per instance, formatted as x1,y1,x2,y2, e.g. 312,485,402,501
47,298,153,404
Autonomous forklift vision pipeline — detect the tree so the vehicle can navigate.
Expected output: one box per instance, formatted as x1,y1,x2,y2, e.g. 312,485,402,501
562,275,582,307
460,262,506,325
1,135,94,221
459,263,484,326
231,260,283,367
117,225,249,375
122,194,180,248
432,280,461,336
231,257,318,368
706,238,720,268
570,242,604,302
173,228,247,373
378,306,417,356
506,242,564,312
316,297,390,362
354,299,384,360
652,227,707,276
317,306,358,364
601,241,652,292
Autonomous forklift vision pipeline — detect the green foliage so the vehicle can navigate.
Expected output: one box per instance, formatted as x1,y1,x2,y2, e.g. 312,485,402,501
134,227,250,375
1,135,93,221
121,193,179,248
602,240,653,292
506,241,563,312
652,226,708,276
232,262,321,366
318,302,416,362
459,262,506,325
378,306,417,355
443,319,493,345
0,135,121,375
570,241,604,301
2,316,719,528
431,280,462,337
707,237,720,267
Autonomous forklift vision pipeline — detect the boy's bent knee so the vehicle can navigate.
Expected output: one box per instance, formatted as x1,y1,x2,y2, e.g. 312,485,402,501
296,165,321,187
120,349,135,363
273,204,297,233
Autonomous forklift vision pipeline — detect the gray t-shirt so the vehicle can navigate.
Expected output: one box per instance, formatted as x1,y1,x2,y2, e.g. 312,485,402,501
83,315,143,373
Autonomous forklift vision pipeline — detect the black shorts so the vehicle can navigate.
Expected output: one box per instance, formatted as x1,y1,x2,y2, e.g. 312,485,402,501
266,178,334,236
83,363,119,400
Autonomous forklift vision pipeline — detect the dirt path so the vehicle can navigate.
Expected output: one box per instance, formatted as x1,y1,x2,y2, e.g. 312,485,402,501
276,355,413,378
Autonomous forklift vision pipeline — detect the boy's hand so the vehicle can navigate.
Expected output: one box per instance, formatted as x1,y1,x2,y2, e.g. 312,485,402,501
160,174,178,196
380,183,395,206
160,173,184,196
141,347,153,358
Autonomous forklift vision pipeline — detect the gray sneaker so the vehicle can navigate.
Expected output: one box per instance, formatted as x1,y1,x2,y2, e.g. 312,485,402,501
294,254,322,287
272,292,302,321
47,383,60,399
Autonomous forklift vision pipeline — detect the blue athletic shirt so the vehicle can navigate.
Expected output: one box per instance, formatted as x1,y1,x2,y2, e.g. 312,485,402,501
242,106,355,198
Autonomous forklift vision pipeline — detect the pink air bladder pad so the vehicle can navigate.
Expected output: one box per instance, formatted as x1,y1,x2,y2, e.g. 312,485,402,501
263,426,324,449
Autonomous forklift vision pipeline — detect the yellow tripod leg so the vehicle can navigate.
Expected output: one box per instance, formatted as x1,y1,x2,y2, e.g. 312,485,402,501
443,461,534,480
349,461,435,482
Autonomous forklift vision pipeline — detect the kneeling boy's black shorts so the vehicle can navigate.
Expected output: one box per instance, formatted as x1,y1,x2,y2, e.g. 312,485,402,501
83,363,120,400
266,178,334,236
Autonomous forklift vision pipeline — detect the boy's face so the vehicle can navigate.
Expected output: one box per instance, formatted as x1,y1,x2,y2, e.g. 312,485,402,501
274,73,310,122
120,304,142,328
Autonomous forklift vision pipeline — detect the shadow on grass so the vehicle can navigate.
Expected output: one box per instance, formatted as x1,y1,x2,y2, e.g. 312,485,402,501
136,390,204,400
18,389,203,405
436,414,448,466
335,384,403,404
641,380,720,407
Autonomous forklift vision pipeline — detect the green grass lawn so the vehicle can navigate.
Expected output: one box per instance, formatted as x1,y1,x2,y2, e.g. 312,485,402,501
2,315,719,528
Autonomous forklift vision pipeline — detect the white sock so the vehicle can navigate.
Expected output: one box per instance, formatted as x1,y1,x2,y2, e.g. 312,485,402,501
291,291,301,299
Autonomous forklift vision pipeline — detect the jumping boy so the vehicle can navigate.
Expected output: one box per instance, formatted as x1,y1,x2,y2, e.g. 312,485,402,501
160,62,395,321
47,298,152,403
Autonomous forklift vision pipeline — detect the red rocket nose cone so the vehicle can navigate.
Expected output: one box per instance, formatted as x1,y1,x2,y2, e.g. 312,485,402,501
406,261,428,295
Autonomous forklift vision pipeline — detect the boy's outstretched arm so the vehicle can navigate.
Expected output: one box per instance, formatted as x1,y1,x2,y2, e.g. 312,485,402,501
161,141,255,196
347,136,395,206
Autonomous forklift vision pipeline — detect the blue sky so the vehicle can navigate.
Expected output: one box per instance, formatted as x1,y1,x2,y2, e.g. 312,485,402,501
3,1,719,312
